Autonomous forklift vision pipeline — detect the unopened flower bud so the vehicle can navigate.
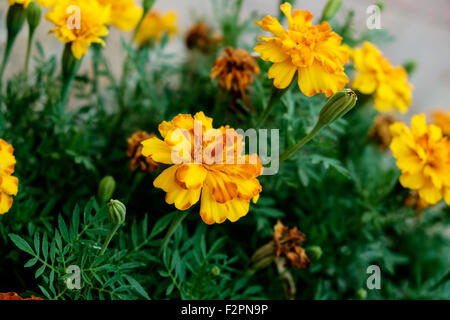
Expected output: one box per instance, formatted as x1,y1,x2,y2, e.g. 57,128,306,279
354,288,367,300
26,2,41,32
98,176,116,205
210,265,221,276
7,4,27,39
321,0,343,22
403,60,417,76
107,200,126,226
318,89,357,125
306,246,323,261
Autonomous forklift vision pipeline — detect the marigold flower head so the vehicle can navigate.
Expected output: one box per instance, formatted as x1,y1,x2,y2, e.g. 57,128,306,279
368,114,396,150
390,114,450,205
185,22,222,53
8,0,54,7
432,109,450,137
254,2,349,97
351,42,413,113
141,112,263,224
135,9,177,46
210,47,260,97
46,0,110,59
0,139,18,215
98,0,143,31
127,131,160,172
0,292,42,300
273,220,310,269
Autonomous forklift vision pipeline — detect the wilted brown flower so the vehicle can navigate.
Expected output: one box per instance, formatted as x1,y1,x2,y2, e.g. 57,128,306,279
0,292,42,300
210,47,260,98
368,114,396,150
432,109,450,137
127,131,160,172
185,22,222,54
273,220,310,269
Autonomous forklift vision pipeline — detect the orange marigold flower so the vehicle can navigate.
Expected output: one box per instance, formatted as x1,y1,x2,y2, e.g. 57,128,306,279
185,22,222,53
127,131,160,172
0,292,42,300
141,112,263,224
432,109,450,137
390,114,450,205
210,47,260,97
273,220,310,269
350,42,413,113
0,139,19,215
254,2,349,97
368,114,396,150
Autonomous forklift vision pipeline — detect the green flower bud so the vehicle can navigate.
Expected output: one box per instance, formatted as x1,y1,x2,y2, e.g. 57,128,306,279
107,200,126,226
26,2,41,32
321,0,343,22
318,89,357,125
143,0,156,15
210,265,221,276
98,176,116,205
7,4,27,39
403,60,417,76
377,1,385,11
354,288,367,300
306,246,323,262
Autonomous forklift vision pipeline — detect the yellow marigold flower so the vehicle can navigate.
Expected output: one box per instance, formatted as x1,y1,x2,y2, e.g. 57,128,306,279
390,114,450,205
127,131,160,172
254,2,349,97
8,0,54,7
135,9,177,46
432,109,450,137
0,292,42,300
98,0,143,31
210,47,260,97
46,0,110,59
0,139,19,215
141,112,263,224
351,42,412,113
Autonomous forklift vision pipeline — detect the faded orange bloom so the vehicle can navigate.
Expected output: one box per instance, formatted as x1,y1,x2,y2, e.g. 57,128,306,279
273,220,310,269
368,114,396,150
0,292,42,300
404,191,430,211
210,47,260,98
127,131,160,172
432,109,450,137
185,22,222,53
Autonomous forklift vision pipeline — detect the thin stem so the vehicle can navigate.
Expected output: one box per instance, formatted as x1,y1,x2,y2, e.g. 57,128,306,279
98,224,120,256
280,123,324,163
24,28,35,75
255,87,285,129
0,35,16,88
158,213,188,256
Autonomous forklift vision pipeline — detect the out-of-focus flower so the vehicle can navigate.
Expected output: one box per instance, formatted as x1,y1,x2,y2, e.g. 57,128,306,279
350,42,412,113
135,9,177,46
432,109,450,137
46,0,110,59
127,131,160,172
141,112,263,224
404,191,430,211
185,21,222,53
98,0,143,31
8,0,54,7
210,47,260,98
273,220,310,269
0,292,42,300
390,114,450,205
0,139,18,215
254,2,349,97
368,114,396,150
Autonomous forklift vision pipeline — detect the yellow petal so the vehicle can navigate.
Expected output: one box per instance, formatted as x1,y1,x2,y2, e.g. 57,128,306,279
399,172,425,190
254,41,289,63
255,16,286,37
0,175,18,196
418,180,442,205
298,63,349,97
268,60,297,89
176,164,207,189
141,137,173,164
0,192,13,215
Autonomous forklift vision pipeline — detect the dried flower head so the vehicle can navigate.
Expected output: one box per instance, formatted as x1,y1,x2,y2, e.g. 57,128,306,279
432,109,450,137
0,292,42,300
185,22,222,53
273,220,310,269
368,114,396,150
210,47,260,97
127,131,160,172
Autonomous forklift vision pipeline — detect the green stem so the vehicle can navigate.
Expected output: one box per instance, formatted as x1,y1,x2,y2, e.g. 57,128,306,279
98,224,120,256
255,87,286,129
280,123,324,163
158,213,188,256
0,35,16,88
24,28,35,75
